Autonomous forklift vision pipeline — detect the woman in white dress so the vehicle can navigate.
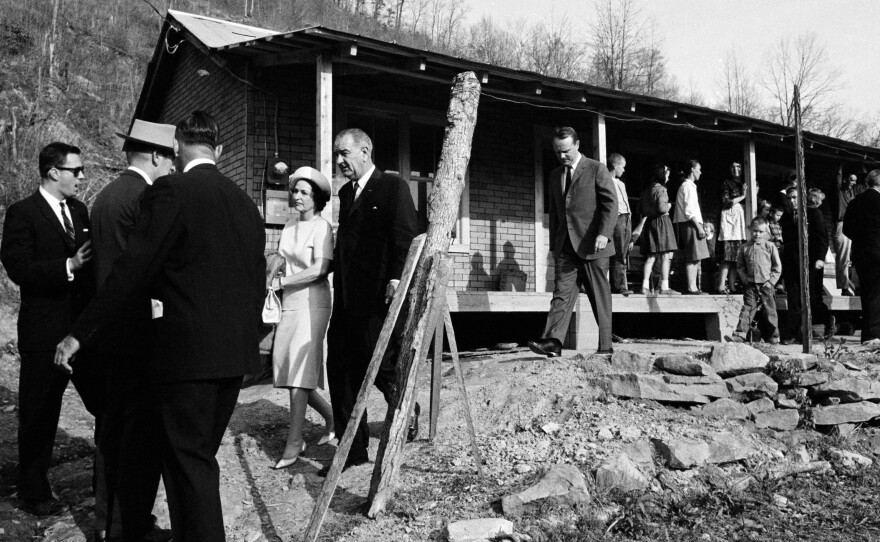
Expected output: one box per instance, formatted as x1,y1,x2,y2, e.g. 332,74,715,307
269,167,335,469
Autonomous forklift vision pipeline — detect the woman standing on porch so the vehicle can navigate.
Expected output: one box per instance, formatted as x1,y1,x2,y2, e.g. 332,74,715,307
633,163,678,295
268,167,335,469
674,160,710,294
717,162,748,294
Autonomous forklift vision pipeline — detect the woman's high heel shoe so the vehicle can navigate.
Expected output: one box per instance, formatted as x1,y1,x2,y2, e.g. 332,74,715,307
272,441,306,469
316,431,336,446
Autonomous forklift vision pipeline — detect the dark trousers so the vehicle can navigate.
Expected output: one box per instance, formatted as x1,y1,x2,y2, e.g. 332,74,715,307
97,342,163,540
154,377,241,542
853,257,880,342
610,213,631,292
735,282,779,340
782,257,831,340
326,308,401,460
543,236,613,351
17,349,102,501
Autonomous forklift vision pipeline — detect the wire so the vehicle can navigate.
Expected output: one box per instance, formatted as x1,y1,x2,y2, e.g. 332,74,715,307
481,90,880,164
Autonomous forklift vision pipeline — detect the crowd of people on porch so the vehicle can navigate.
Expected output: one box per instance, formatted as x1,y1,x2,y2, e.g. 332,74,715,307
598,153,880,346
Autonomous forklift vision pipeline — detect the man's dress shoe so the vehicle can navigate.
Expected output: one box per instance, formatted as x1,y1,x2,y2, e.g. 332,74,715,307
527,338,562,357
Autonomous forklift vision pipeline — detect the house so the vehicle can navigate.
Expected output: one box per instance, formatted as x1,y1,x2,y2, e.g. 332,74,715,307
133,10,879,348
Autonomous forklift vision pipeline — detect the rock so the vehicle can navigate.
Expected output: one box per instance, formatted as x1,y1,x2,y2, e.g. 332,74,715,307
868,435,880,455
706,433,757,464
829,449,873,468
745,398,776,417
501,464,590,516
515,464,532,474
812,402,880,426
655,355,718,377
777,372,830,387
447,518,514,542
662,374,723,385
789,445,811,463
619,426,643,440
610,350,654,372
594,373,729,405
709,343,769,377
776,395,799,409
771,353,819,371
541,422,561,434
698,398,750,419
725,373,779,401
817,359,851,377
597,426,614,440
622,440,655,473
754,409,799,431
653,437,710,469
595,454,649,491
812,378,880,403
834,423,857,438
820,397,841,406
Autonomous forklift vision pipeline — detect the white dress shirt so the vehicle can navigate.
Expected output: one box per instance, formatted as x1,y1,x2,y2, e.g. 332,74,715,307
182,158,216,172
127,165,154,185
39,186,75,280
614,178,631,214
674,179,703,223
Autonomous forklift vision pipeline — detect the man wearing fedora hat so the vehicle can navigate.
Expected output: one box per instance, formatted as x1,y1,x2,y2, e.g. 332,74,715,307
87,119,176,541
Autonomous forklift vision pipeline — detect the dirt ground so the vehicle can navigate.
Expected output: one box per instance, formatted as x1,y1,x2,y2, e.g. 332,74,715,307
3,322,880,541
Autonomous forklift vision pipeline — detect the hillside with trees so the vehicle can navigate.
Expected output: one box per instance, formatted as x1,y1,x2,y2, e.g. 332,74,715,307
1,0,877,220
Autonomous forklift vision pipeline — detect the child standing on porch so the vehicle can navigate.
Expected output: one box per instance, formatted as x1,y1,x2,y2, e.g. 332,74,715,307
729,217,782,344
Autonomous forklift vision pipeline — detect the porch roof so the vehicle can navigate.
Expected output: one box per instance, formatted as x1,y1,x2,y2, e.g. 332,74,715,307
139,10,880,164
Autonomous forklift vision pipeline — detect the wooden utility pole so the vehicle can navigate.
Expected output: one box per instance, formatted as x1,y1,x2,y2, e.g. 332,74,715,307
793,84,811,353
367,71,481,517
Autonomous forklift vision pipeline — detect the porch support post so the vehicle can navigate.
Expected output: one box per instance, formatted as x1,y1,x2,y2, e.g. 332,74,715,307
317,54,334,222
534,126,547,292
592,113,607,164
744,138,757,220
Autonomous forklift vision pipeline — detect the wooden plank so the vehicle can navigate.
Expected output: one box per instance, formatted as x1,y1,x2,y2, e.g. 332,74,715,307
794,85,811,353
429,316,442,441
368,254,452,517
367,71,481,518
592,113,607,164
534,125,549,292
316,55,334,224
302,234,426,542
743,138,757,222
444,309,484,478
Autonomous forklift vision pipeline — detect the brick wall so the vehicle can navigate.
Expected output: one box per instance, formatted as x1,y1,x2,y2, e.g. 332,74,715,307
158,44,248,192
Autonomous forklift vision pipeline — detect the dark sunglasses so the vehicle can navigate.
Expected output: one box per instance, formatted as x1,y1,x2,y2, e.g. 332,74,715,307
55,166,85,176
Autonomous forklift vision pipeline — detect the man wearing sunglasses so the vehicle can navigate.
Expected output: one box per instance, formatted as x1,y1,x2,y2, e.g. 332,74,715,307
0,142,98,516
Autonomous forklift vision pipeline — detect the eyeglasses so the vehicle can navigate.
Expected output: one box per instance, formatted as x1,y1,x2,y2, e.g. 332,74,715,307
55,166,85,176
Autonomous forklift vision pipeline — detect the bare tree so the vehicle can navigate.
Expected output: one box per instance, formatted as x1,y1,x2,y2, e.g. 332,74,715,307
761,32,842,129
590,0,645,90
714,48,763,118
522,19,588,80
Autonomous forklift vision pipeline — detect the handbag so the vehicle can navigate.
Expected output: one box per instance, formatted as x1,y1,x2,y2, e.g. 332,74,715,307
261,276,282,324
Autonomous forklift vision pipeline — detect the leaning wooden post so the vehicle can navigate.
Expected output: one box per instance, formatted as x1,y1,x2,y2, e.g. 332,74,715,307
794,84,811,353
366,71,481,517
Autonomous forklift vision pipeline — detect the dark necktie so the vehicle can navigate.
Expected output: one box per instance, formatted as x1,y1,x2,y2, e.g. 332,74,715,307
351,180,359,206
564,167,572,195
59,201,75,243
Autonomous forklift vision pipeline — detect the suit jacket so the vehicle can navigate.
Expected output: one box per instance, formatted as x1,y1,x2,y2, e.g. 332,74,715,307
91,169,149,288
70,164,266,383
780,205,829,265
548,154,618,260
843,188,880,263
333,169,419,317
0,190,94,352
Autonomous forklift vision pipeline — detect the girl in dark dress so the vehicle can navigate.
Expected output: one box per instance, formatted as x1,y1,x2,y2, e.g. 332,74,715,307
633,164,679,295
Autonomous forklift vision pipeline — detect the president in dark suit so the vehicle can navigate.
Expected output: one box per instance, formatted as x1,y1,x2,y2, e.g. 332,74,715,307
0,142,98,516
843,169,880,346
89,119,176,541
55,111,266,542
528,126,617,357
325,128,419,472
